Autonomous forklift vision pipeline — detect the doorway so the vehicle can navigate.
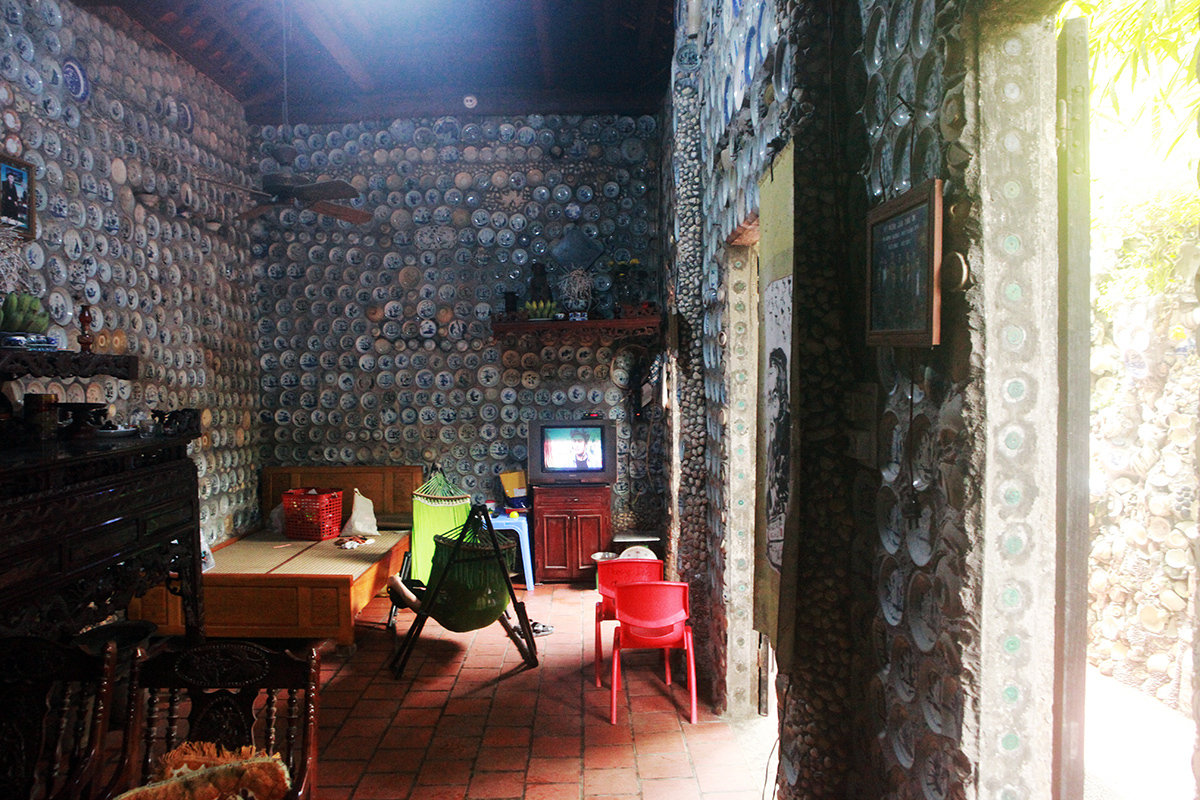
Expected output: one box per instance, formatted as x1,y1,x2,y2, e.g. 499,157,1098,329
1065,4,1200,798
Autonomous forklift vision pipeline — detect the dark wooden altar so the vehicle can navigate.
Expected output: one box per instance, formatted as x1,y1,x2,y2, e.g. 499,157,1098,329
0,434,205,641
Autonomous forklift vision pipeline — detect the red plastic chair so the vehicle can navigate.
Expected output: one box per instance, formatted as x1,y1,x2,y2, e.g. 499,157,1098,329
595,558,664,686
609,581,696,725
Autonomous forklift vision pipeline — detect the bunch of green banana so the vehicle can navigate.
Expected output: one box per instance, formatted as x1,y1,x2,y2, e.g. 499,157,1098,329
1,292,50,334
522,300,557,319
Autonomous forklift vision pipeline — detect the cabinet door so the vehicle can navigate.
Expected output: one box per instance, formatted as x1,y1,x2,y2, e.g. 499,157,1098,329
536,510,574,581
574,511,607,574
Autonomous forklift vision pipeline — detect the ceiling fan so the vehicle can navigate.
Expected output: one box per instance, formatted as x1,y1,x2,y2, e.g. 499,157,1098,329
236,173,372,224
235,0,371,226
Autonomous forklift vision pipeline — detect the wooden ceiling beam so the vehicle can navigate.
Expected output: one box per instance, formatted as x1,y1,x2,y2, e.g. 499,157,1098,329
245,86,664,126
636,0,659,61
196,1,282,78
602,0,618,49
289,0,376,93
85,2,256,99
529,0,557,90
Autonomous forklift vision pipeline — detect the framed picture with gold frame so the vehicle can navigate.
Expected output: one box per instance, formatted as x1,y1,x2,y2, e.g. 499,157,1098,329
865,179,942,346
0,154,35,240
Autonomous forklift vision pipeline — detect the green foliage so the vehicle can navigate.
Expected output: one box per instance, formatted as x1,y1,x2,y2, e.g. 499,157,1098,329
1094,191,1200,315
1064,0,1200,153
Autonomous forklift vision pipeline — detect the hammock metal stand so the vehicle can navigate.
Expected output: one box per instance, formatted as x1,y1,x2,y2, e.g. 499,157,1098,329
389,503,538,679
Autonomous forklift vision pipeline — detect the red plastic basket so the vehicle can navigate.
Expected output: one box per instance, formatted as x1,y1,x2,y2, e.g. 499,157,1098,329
282,488,343,541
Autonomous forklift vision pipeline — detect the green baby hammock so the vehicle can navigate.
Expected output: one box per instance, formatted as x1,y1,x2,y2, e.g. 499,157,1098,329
390,500,539,678
424,518,518,633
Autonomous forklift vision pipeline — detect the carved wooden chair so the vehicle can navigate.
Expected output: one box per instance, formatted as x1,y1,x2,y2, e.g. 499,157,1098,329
106,640,320,800
0,636,117,800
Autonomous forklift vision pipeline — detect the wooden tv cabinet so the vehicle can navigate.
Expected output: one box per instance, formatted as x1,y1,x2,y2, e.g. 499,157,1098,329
532,484,611,582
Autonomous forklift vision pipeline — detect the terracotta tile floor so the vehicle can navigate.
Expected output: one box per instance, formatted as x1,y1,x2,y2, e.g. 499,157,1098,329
315,584,778,800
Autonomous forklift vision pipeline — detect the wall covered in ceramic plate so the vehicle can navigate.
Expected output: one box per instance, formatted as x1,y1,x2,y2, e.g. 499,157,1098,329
849,0,980,797
681,0,791,714
4,2,261,550
670,0,979,792
248,114,669,534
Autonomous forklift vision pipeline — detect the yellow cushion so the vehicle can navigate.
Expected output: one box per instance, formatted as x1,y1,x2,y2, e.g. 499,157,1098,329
155,742,265,781
113,755,290,800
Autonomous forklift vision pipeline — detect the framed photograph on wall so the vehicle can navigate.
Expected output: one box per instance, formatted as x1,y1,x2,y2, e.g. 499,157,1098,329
865,179,942,346
0,154,35,239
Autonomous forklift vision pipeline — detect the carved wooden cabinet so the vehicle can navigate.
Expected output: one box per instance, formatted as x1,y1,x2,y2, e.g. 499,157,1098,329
532,484,611,582
0,436,204,641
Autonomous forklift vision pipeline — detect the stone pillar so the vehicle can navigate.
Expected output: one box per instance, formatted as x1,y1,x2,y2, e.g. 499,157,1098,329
723,245,764,716
667,43,714,687
976,15,1063,800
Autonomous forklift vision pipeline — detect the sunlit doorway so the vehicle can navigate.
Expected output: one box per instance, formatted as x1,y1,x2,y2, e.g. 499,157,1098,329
1067,3,1200,797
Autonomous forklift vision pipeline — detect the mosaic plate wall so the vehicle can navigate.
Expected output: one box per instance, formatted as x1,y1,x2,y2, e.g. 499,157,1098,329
4,2,259,549
1089,291,1199,713
867,349,968,800
665,0,791,709
695,0,788,603
697,0,785,250
855,0,972,796
249,113,668,526
857,0,947,203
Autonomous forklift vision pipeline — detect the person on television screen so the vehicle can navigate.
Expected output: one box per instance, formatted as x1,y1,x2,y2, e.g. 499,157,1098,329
571,428,602,469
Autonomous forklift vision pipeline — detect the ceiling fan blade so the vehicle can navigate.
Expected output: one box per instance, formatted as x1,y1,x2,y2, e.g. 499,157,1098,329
196,172,272,199
308,200,373,225
236,203,283,221
291,179,359,202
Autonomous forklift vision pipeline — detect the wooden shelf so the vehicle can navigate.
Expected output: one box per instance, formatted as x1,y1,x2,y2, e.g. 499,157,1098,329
491,316,661,345
0,348,138,381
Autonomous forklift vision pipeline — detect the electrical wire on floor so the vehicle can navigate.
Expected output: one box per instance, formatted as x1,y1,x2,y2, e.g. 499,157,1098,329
759,677,790,800
760,735,781,800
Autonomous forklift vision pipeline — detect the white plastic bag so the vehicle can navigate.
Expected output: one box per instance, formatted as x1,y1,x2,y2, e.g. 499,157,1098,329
340,489,379,537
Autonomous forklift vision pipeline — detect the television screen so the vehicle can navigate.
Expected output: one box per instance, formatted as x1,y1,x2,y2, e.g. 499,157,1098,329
542,426,606,472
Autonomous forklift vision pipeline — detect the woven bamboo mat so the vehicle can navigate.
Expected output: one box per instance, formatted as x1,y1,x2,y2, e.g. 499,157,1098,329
208,529,313,574
271,532,406,579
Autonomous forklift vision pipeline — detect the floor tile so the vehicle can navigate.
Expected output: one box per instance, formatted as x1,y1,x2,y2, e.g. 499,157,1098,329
406,786,468,800
416,759,473,786
525,756,583,784
531,735,582,758
368,748,428,773
641,778,702,800
353,772,416,799
319,760,369,787
693,762,751,794
583,745,636,770
296,586,776,800
524,783,584,800
637,752,694,780
475,745,531,772
466,769,527,798
582,767,639,795
633,730,687,755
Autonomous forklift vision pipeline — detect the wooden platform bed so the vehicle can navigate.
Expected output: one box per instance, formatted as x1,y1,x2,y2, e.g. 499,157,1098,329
130,465,424,647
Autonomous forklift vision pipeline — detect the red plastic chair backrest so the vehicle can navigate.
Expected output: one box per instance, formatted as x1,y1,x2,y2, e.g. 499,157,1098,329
598,558,664,600
613,581,689,630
